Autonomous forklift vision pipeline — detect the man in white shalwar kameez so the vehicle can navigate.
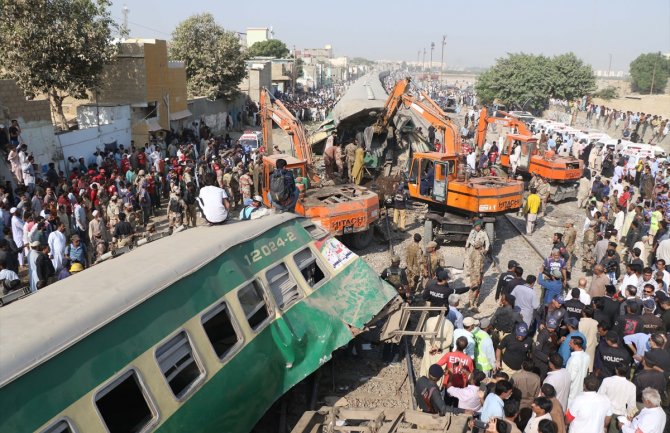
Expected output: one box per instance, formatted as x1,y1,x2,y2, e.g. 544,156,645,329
10,208,24,266
48,222,67,272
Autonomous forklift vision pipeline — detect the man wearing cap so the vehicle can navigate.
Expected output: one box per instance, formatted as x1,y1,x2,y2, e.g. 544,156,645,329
381,255,410,300
581,220,597,272
496,322,532,376
240,195,271,221
533,316,560,379
414,364,449,416
472,318,495,375
405,233,423,294
633,353,667,403
641,297,663,334
167,189,186,232
421,241,444,285
496,260,518,301
558,317,586,367
465,221,489,309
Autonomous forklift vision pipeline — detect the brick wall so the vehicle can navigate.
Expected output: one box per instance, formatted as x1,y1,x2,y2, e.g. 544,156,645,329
0,79,52,124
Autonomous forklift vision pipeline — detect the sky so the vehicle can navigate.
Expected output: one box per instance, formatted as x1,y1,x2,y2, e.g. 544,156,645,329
109,0,670,71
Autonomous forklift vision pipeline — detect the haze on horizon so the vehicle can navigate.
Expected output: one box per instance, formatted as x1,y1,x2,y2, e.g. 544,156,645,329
111,0,670,72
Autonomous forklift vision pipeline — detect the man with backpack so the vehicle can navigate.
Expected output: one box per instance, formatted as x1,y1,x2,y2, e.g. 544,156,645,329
268,158,299,212
167,188,186,232
381,255,410,301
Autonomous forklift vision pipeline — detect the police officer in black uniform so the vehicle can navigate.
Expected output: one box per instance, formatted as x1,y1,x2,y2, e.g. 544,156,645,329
422,269,469,308
595,331,632,377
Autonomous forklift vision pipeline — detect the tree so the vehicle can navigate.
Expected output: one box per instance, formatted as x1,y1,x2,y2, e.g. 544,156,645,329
248,39,289,58
475,52,595,113
0,0,117,129
629,52,670,94
170,13,248,100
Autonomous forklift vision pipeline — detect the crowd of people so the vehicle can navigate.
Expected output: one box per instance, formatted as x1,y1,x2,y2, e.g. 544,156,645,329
549,98,669,145
0,119,283,294
276,86,344,123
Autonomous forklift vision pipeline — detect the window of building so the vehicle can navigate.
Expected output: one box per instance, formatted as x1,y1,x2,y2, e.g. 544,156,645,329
41,420,75,433
201,302,241,360
293,248,326,287
266,262,302,310
237,281,271,331
95,370,155,433
155,331,204,399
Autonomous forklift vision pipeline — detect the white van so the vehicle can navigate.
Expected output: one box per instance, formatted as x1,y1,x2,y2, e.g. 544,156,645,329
239,130,263,151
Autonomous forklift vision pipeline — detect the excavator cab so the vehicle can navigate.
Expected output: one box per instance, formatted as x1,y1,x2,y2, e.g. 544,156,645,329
504,135,538,171
407,154,455,205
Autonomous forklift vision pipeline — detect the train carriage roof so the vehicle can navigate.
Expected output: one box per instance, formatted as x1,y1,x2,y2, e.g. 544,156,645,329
0,213,299,387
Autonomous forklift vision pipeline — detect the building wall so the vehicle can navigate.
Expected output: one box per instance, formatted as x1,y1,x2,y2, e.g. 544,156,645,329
0,79,56,166
188,95,247,134
246,28,269,47
96,43,148,105
167,62,188,114
143,40,170,131
77,105,131,128
239,62,271,104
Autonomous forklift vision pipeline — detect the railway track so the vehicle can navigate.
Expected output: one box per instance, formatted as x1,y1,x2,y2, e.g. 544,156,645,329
488,213,547,274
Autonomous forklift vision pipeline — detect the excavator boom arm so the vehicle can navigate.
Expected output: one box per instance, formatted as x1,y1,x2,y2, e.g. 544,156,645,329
400,94,462,155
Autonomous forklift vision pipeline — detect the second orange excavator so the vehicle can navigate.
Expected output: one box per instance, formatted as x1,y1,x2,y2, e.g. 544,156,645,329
259,89,380,248
475,107,583,201
372,78,524,244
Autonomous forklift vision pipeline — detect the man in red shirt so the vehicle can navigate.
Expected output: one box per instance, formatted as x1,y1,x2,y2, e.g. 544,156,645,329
437,336,474,389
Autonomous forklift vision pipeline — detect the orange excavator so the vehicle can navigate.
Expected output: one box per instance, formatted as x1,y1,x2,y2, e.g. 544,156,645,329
260,88,380,248
372,79,524,243
475,107,583,201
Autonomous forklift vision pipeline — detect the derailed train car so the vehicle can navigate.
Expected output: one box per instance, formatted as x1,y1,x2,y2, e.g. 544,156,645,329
0,214,398,433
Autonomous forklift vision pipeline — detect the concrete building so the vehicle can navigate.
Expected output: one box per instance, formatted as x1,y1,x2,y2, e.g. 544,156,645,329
239,61,271,104
299,45,333,60
95,39,191,145
246,28,270,48
0,79,56,167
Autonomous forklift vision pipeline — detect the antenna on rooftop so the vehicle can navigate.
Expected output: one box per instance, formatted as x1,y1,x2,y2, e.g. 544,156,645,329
269,26,274,39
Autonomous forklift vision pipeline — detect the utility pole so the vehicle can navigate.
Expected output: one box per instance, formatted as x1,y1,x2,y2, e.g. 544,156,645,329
293,44,297,94
422,48,426,73
440,35,447,79
430,42,435,76
417,50,421,72
650,52,660,95
607,53,612,78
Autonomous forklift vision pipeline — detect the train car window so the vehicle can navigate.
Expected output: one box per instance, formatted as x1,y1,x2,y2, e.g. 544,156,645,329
237,281,271,331
293,248,327,287
94,370,156,433
265,262,302,310
41,419,75,433
201,302,241,360
155,331,204,399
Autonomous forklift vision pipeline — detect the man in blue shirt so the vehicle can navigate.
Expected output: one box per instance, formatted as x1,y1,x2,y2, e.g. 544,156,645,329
64,235,87,268
538,269,563,305
558,317,586,366
480,380,514,422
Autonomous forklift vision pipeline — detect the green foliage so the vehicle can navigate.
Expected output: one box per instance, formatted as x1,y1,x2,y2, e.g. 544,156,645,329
0,0,117,128
629,52,670,94
248,39,289,58
475,52,596,113
593,86,619,100
170,13,248,100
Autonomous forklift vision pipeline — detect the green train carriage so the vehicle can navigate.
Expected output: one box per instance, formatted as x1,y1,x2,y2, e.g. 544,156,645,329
0,214,397,433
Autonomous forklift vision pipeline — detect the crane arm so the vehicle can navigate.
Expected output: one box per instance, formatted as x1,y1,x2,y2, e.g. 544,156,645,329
373,77,411,134
475,107,532,148
400,95,462,155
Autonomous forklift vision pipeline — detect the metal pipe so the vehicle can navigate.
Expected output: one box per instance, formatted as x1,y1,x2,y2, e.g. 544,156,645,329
404,336,416,410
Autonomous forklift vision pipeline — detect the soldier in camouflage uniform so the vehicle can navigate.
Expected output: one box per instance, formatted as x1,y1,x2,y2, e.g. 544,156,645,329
405,233,423,294
467,240,486,310
381,255,410,300
536,176,551,217
421,241,444,287
463,221,490,287
581,220,597,272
